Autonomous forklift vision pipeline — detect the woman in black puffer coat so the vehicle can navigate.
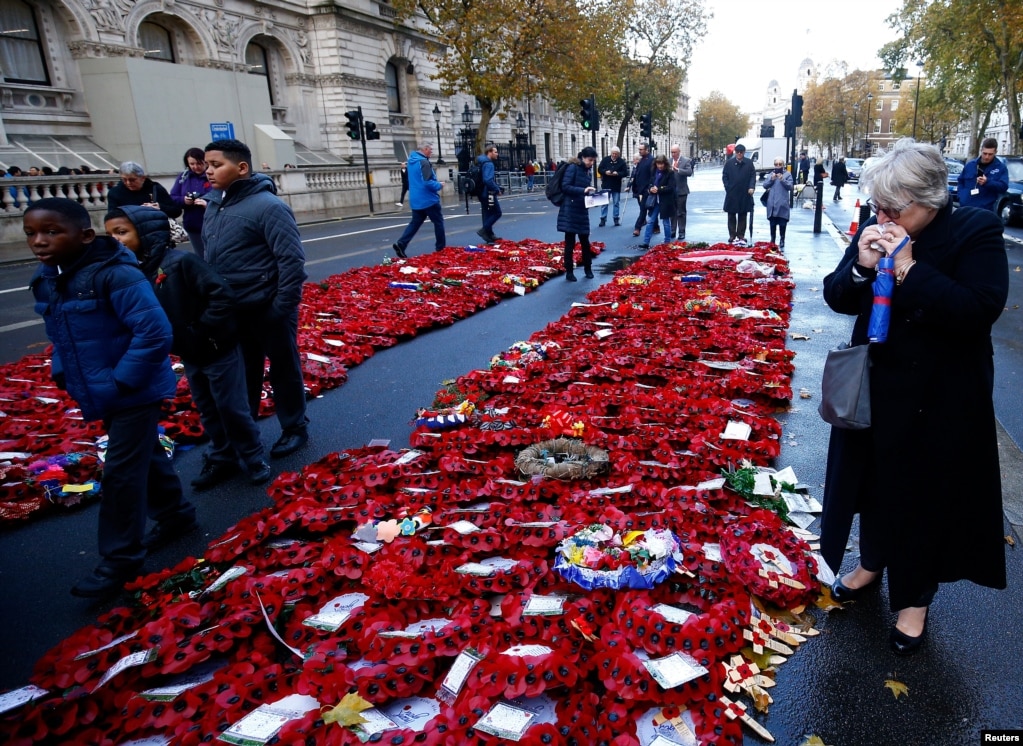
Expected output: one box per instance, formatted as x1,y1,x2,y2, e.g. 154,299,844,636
557,147,598,281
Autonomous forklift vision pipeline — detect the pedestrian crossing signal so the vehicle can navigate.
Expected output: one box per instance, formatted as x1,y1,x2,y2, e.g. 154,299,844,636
639,112,652,139
579,96,598,131
364,121,380,140
345,110,362,141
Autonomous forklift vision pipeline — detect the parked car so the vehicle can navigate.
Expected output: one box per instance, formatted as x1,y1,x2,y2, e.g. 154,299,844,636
996,155,1023,227
946,159,965,204
844,158,865,183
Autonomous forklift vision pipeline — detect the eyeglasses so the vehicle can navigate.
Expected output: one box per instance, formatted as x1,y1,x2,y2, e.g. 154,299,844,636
866,198,913,220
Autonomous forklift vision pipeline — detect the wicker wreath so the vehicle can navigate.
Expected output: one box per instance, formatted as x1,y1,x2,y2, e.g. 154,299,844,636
515,437,610,480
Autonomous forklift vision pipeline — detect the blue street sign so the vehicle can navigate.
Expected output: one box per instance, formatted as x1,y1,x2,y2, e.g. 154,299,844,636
209,122,235,141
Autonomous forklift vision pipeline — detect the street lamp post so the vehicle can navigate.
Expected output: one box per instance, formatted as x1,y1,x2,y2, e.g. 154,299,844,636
853,103,860,157
432,104,444,164
912,61,924,140
866,93,873,155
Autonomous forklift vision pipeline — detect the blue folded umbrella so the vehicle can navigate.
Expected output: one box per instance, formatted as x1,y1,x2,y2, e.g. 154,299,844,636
867,236,910,343
867,256,894,343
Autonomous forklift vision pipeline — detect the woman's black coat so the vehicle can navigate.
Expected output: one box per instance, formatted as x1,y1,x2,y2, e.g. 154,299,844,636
556,160,593,235
820,203,1008,609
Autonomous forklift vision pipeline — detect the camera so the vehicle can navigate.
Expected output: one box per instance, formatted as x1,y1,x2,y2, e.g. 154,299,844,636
186,191,200,199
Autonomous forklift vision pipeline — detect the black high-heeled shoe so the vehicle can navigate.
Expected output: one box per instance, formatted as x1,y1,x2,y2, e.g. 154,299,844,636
830,572,881,604
890,612,928,656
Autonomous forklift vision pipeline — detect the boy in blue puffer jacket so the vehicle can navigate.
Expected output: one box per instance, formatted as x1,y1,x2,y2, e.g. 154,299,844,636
26,198,197,599
105,205,270,493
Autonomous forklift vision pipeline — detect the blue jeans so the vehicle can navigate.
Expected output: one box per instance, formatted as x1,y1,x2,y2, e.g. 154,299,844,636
184,346,265,468
600,191,622,222
642,202,672,246
481,191,502,235
395,203,446,253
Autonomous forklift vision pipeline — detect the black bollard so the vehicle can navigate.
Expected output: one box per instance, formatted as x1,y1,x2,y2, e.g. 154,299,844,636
813,181,824,234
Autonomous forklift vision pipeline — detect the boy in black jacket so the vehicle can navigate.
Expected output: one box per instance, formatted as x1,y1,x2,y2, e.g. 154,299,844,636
105,206,270,490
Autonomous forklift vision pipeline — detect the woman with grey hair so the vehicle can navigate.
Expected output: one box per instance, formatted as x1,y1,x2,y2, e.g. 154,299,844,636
106,160,181,218
820,138,1008,655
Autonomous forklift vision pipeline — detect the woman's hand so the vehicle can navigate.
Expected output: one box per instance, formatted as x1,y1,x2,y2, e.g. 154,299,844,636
857,221,900,269
650,185,658,193
192,198,207,208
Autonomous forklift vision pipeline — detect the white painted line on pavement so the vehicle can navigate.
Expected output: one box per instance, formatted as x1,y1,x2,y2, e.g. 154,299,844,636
0,318,43,333
0,285,28,295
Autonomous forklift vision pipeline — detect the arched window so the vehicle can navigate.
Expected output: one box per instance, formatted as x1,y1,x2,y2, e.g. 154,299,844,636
385,61,401,113
140,21,174,62
0,0,49,84
245,42,273,104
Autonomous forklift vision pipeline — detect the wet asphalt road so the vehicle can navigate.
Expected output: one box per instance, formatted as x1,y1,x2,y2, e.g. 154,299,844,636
1,170,1021,744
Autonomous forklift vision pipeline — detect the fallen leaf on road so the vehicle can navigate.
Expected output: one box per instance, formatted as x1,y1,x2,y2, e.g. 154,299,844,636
814,586,844,611
884,679,909,700
1006,535,1016,547
799,388,813,399
800,736,831,746
790,333,811,340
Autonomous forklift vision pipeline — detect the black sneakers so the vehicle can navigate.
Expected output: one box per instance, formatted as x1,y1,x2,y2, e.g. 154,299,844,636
248,460,272,485
71,564,142,599
191,458,240,491
142,516,199,551
270,428,309,458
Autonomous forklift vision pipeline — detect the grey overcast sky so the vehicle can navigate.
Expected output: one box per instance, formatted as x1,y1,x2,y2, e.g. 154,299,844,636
686,0,905,113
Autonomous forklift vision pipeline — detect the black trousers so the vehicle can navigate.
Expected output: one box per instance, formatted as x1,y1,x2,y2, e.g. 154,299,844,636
238,305,308,433
633,195,651,231
563,233,592,273
727,212,748,241
100,402,193,571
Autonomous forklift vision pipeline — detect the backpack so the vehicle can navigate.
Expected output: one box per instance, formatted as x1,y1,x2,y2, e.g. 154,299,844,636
545,162,570,205
462,162,484,197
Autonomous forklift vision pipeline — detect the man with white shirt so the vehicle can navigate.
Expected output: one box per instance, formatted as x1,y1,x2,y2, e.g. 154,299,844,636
669,144,694,240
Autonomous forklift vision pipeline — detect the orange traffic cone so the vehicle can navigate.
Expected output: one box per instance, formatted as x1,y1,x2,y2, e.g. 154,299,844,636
847,199,861,235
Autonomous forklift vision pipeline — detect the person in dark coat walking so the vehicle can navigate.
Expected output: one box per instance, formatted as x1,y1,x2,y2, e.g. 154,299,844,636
638,154,676,249
761,157,793,247
630,143,655,237
721,144,756,244
813,159,828,185
831,156,849,201
798,152,810,184
821,139,1008,656
557,147,598,282
397,162,409,207
104,205,271,491
26,198,196,598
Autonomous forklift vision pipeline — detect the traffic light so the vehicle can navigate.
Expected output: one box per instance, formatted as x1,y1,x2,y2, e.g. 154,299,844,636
791,92,804,128
784,112,794,138
639,112,652,139
364,121,380,140
579,96,598,131
344,109,362,141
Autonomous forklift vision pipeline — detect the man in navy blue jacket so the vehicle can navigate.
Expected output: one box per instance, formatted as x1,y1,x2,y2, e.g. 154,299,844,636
477,144,504,242
27,198,196,598
957,138,1009,212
